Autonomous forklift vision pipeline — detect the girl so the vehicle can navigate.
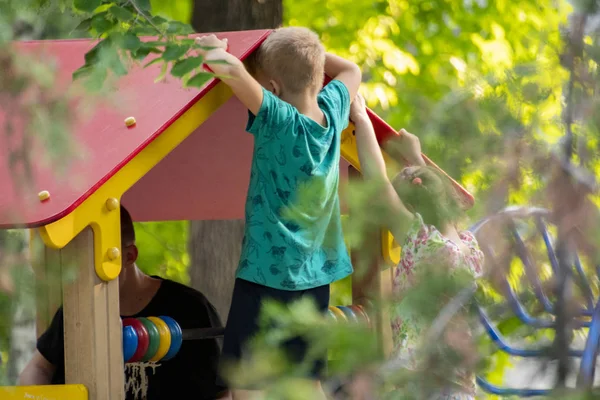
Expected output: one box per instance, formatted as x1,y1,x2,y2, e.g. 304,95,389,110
350,93,484,400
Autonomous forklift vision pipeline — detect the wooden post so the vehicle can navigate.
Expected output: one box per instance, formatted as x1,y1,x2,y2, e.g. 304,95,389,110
348,166,393,357
30,230,62,337
61,227,124,400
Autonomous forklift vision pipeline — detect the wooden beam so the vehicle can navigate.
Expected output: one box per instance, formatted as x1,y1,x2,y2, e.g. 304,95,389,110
62,227,124,400
31,230,62,338
348,166,394,357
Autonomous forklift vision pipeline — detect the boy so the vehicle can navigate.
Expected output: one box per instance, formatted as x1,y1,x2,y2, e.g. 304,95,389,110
196,27,361,398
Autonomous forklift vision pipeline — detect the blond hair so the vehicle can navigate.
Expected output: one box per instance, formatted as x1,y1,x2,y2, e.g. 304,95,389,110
250,27,325,95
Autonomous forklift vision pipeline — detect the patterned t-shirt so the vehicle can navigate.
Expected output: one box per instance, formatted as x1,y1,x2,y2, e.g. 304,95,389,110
390,214,484,397
236,80,354,291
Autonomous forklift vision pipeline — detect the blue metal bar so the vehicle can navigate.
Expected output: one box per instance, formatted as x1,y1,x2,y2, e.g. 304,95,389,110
476,376,551,397
511,225,554,313
576,298,600,388
478,307,583,357
536,218,594,316
574,254,595,312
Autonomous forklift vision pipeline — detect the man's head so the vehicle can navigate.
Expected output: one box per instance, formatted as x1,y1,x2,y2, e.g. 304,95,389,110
246,27,325,99
120,205,138,270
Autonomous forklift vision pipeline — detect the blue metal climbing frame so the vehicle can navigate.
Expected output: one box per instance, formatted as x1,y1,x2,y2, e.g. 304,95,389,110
471,207,600,396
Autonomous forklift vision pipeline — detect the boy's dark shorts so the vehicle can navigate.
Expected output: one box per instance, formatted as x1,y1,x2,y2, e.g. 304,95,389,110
216,278,330,389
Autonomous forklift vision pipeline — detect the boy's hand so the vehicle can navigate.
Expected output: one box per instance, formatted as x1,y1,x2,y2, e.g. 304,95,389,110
195,35,241,76
195,34,228,50
195,34,263,115
350,93,370,125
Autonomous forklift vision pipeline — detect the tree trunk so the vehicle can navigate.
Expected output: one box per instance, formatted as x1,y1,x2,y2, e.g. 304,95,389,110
191,0,282,33
189,1,282,322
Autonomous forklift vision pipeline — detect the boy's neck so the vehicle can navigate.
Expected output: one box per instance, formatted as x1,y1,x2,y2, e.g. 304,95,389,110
282,91,324,123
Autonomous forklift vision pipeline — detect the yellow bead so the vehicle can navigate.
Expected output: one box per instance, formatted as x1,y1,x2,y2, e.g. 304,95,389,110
148,317,172,362
107,247,120,260
124,116,136,127
38,190,50,202
106,197,119,211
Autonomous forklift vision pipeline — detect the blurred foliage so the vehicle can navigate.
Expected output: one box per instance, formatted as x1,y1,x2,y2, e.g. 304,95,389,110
1,0,600,398
133,221,190,285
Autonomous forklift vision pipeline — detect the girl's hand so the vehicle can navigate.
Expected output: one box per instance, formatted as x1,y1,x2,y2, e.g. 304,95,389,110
397,129,424,166
350,93,369,124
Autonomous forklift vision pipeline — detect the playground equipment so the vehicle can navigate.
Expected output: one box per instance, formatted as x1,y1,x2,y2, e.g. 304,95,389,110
467,207,600,396
0,30,473,399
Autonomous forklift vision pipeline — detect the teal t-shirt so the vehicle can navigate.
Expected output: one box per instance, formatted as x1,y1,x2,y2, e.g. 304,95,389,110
236,80,354,290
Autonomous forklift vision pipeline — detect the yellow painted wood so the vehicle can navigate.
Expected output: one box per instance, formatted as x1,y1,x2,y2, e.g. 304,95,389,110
0,385,88,400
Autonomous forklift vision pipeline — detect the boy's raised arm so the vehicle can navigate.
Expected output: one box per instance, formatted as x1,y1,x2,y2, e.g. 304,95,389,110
324,53,362,100
196,35,264,116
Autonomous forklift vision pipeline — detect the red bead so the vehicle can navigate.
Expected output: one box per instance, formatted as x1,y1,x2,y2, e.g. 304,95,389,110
123,318,149,363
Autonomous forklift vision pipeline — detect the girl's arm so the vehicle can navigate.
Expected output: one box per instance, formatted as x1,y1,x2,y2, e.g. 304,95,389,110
350,94,414,243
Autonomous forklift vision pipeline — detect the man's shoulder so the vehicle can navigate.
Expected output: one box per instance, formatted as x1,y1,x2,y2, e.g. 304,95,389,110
159,279,212,305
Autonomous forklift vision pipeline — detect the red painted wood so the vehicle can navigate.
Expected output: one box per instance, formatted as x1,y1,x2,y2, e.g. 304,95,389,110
0,30,272,228
323,76,474,209
121,97,350,222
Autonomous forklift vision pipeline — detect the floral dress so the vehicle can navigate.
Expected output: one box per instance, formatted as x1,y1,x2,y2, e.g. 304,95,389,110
390,214,484,399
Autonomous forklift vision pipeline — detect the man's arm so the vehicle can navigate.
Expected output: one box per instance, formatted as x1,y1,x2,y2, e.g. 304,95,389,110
18,350,55,385
324,53,362,100
196,35,264,116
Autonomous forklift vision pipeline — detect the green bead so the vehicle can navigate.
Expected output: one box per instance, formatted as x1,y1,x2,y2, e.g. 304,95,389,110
138,317,160,362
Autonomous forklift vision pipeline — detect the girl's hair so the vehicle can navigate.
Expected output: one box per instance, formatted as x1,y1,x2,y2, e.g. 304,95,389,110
391,166,464,229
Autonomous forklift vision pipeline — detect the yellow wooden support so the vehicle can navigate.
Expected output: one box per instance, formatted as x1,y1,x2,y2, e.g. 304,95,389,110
38,83,233,281
0,385,88,400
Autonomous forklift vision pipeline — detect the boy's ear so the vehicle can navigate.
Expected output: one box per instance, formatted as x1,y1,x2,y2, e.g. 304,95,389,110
270,80,281,97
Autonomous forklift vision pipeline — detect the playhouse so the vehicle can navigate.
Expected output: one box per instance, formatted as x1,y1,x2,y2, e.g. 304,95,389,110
0,30,473,399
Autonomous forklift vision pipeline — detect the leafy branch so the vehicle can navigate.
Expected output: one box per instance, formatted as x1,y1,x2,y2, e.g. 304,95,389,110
72,0,214,89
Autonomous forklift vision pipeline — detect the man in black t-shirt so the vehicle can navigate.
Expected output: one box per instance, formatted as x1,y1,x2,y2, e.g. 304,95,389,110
18,206,228,400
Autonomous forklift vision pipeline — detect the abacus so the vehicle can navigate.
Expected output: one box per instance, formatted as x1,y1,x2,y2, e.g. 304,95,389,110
327,305,372,327
122,316,183,363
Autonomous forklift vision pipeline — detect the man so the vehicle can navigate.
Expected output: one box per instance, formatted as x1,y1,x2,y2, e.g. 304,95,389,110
19,206,228,400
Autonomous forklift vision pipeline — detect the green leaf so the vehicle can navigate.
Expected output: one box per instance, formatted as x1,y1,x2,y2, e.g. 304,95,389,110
109,5,135,21
134,0,152,12
73,18,92,33
91,12,116,34
72,65,93,81
109,55,128,76
84,39,110,65
73,0,102,13
162,44,187,61
152,16,169,25
166,21,195,35
186,72,213,88
121,33,142,51
155,63,169,83
131,25,159,36
144,56,164,68
171,56,204,77
133,44,161,60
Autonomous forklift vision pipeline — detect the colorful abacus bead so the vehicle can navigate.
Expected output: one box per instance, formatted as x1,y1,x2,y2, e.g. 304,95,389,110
349,305,371,327
139,317,161,362
328,306,347,322
327,308,338,322
123,318,149,363
122,325,138,363
337,306,359,323
160,316,183,361
148,317,172,362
